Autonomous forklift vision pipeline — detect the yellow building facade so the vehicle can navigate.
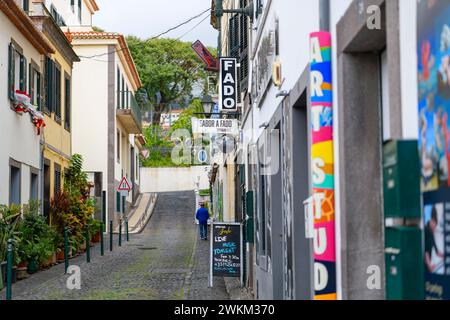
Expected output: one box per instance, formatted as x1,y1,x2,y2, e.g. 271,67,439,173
30,3,80,223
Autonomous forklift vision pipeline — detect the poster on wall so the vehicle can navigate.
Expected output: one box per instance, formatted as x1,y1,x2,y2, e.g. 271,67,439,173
418,0,450,300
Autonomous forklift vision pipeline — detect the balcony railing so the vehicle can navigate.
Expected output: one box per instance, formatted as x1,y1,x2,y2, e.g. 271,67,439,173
116,91,142,134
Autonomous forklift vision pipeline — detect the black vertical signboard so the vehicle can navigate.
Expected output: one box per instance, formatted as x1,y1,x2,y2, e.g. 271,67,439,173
212,223,242,278
219,58,238,112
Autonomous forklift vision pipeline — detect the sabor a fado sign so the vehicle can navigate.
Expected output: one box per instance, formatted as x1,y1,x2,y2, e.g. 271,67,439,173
219,58,238,112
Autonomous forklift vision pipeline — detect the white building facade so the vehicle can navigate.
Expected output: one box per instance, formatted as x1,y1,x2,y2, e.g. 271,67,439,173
0,0,53,207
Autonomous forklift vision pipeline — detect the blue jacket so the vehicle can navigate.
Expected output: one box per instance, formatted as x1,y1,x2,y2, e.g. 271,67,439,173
196,207,210,224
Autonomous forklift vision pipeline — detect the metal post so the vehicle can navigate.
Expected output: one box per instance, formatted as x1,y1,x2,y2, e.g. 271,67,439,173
64,227,69,274
109,220,113,252
100,222,104,256
85,225,90,263
6,239,13,300
126,218,129,242
102,190,106,224
209,221,214,288
119,219,122,247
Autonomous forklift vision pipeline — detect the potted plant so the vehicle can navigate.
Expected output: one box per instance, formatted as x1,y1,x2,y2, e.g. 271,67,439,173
0,204,22,284
89,219,102,243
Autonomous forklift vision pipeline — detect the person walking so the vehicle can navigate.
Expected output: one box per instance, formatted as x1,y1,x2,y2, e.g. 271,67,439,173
196,203,210,240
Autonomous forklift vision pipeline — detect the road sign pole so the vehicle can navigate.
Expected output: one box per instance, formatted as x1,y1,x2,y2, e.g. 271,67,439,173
109,220,113,252
100,222,104,256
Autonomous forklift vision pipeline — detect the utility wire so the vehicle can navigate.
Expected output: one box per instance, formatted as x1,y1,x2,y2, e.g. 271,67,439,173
78,7,211,60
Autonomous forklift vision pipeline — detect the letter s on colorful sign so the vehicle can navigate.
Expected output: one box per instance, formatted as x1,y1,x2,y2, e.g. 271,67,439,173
219,58,238,112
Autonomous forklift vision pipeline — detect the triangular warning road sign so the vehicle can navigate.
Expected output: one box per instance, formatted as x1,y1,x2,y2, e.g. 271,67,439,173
118,177,132,191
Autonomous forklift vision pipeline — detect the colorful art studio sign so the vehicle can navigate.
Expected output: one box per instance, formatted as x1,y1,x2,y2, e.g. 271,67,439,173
309,31,336,300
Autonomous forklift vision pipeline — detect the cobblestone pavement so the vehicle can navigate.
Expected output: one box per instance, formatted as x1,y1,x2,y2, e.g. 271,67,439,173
1,191,229,300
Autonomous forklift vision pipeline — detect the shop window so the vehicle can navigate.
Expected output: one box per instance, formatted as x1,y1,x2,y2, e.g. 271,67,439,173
10,164,21,205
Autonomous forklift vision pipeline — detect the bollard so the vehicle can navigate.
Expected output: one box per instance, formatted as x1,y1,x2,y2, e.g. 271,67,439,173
119,219,122,247
102,191,106,224
126,218,129,242
109,220,113,252
100,222,104,256
64,227,69,274
6,239,13,300
85,225,90,263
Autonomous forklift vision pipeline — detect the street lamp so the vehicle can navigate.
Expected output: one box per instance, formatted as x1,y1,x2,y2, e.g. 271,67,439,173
201,94,214,115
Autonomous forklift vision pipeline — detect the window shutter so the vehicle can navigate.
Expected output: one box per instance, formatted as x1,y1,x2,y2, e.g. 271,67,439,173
229,14,240,59
8,43,15,101
239,0,249,93
37,71,42,110
29,64,34,103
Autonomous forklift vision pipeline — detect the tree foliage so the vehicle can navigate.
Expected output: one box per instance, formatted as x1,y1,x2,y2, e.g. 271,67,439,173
126,37,213,124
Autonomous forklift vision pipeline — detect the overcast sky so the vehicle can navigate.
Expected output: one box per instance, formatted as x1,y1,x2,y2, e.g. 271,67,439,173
93,0,217,46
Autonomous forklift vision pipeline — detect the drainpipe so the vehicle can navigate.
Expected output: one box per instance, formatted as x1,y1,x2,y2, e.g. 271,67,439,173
319,0,330,31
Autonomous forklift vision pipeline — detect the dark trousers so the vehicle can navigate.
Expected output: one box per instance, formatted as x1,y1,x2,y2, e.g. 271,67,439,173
199,223,208,239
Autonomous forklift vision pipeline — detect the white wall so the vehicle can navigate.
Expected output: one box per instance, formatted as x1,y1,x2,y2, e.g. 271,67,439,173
140,166,210,193
0,10,42,205
71,44,109,194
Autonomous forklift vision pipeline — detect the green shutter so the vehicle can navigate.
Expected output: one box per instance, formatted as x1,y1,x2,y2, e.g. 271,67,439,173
29,64,33,103
229,14,240,58
37,71,41,110
8,43,15,100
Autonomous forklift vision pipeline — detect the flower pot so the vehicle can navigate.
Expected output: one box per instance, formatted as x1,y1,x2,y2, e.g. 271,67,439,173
92,232,101,243
51,252,57,265
1,261,6,285
27,260,39,274
17,261,28,269
16,267,29,281
56,251,65,262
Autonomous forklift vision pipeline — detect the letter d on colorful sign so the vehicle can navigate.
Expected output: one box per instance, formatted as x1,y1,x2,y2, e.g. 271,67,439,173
219,58,238,112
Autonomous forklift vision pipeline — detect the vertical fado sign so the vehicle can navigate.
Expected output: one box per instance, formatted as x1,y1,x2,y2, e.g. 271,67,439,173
219,58,238,112
309,31,336,300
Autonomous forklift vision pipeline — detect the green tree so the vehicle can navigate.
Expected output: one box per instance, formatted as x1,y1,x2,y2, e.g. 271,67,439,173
126,37,213,125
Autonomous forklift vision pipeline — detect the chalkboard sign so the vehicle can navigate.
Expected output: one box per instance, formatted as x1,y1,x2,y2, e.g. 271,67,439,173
211,223,242,278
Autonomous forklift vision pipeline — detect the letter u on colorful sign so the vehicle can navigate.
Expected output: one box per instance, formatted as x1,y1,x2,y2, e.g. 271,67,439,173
309,31,336,300
219,58,238,112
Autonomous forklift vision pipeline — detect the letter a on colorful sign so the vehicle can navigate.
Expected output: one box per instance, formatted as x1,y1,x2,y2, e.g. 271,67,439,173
309,31,336,301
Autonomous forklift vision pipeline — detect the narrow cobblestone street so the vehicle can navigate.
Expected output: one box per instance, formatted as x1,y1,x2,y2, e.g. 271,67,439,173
1,192,229,300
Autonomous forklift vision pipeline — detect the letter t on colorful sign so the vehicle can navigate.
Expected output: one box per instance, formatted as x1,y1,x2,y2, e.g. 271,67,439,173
309,31,336,300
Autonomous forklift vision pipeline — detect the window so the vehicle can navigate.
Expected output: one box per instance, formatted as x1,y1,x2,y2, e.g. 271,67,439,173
29,63,42,110
30,172,39,201
117,67,121,107
50,4,66,26
64,75,71,130
55,64,62,121
44,57,53,114
78,0,82,23
255,0,264,19
117,129,121,163
121,76,125,108
228,14,240,58
136,154,139,180
126,85,129,108
10,163,21,205
54,165,61,195
239,0,249,93
8,43,27,101
71,0,75,12
23,0,30,12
